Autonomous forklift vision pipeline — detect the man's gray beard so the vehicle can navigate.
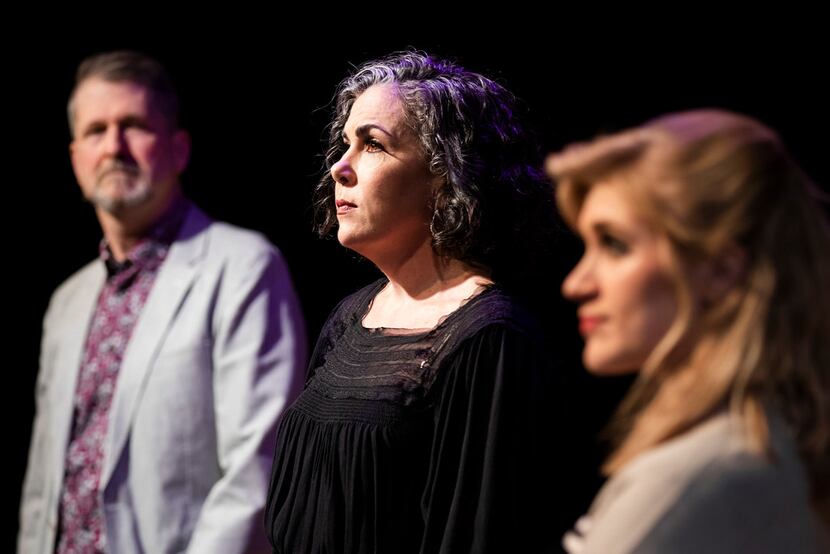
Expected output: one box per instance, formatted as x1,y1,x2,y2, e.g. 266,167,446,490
90,177,153,216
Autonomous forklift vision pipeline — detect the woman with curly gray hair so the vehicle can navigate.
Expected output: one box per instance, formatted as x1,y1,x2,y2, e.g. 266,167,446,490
265,51,562,553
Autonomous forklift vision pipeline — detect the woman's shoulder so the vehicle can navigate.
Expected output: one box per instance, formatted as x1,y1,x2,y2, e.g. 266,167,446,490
311,279,387,357
448,285,542,338
426,286,549,376
582,410,817,553
635,409,802,485
609,410,809,505
325,278,387,326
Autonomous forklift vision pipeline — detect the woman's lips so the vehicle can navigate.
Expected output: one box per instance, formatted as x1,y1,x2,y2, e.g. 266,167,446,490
578,316,604,336
335,199,357,215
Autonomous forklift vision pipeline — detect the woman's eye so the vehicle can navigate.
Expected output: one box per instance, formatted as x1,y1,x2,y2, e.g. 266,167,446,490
600,232,629,255
366,139,384,152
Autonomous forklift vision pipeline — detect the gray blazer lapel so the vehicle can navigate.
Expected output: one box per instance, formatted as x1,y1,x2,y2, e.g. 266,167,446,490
49,262,106,490
101,204,211,486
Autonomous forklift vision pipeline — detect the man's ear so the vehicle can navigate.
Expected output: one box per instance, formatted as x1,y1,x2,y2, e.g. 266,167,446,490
69,140,80,182
173,129,191,174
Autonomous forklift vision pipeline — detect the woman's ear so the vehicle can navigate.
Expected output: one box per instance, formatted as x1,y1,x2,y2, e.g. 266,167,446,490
695,243,748,306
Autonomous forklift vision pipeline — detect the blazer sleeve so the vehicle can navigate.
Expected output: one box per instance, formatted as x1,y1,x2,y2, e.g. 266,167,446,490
18,262,102,554
185,247,307,553
18,295,60,554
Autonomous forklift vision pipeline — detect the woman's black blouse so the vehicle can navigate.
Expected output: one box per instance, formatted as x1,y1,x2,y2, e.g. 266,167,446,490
266,279,558,553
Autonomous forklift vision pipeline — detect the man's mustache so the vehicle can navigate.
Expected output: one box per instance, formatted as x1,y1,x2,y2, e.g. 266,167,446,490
97,160,139,181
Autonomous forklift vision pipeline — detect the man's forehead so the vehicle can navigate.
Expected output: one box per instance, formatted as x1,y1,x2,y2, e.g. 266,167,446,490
73,79,161,123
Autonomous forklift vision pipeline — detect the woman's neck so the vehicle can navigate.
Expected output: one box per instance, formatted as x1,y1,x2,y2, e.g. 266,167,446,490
364,241,492,329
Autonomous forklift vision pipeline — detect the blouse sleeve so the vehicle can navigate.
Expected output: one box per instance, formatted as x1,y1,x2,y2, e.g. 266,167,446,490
420,322,561,553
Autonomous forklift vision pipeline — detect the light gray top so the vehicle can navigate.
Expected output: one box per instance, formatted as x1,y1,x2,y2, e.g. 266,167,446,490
564,409,828,553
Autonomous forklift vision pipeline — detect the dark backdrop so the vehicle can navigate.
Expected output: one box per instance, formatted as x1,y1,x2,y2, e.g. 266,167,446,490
7,24,826,547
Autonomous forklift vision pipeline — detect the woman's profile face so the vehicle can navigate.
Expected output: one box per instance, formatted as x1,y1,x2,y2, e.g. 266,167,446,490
330,83,438,262
562,182,681,374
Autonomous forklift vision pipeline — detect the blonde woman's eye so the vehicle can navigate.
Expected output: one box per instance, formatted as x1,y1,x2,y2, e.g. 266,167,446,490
600,233,629,255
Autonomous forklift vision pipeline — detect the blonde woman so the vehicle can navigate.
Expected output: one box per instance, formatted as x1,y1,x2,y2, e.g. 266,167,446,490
548,110,829,553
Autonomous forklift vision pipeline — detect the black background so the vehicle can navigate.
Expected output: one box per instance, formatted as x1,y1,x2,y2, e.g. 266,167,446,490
7,20,827,547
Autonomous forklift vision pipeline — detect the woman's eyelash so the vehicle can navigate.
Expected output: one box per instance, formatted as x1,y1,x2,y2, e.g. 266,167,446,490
599,232,629,254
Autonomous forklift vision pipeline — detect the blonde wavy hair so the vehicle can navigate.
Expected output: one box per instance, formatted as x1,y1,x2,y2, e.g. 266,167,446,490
548,110,830,517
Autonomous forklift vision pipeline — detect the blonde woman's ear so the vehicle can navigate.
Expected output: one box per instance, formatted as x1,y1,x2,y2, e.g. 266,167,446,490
696,243,748,306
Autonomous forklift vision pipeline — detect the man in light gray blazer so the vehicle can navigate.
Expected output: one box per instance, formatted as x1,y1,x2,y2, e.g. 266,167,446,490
18,51,307,553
